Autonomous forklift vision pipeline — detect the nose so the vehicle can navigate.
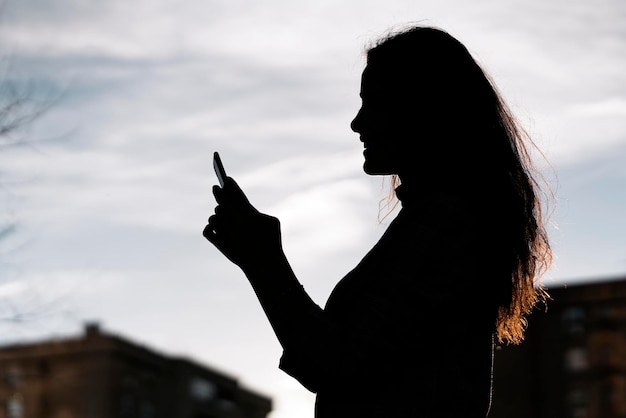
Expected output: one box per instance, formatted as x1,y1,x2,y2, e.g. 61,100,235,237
351,108,363,134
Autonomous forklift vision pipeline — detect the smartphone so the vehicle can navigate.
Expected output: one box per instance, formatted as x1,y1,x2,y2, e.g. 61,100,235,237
213,152,227,187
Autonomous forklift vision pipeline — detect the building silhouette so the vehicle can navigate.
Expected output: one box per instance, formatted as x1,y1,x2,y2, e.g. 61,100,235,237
489,276,626,418
0,323,272,418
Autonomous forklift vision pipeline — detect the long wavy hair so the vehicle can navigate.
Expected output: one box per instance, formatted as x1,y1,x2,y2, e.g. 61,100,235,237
367,24,553,345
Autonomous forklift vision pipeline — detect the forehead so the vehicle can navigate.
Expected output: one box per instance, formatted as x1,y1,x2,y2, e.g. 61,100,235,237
360,65,390,96
360,65,415,105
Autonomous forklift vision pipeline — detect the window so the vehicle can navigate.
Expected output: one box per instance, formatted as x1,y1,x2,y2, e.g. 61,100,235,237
568,388,588,406
189,377,217,402
565,348,588,372
6,395,24,418
567,382,589,418
139,400,155,418
562,306,586,334
5,366,21,388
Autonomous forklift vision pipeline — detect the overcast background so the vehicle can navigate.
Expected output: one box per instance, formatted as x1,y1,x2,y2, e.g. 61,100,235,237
1,0,625,417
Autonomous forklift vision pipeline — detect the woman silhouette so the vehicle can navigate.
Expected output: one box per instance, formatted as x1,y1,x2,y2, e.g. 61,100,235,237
204,25,552,418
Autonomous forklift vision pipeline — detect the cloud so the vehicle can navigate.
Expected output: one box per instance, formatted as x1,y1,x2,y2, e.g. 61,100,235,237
569,98,626,117
2,2,626,418
0,280,27,297
537,97,626,166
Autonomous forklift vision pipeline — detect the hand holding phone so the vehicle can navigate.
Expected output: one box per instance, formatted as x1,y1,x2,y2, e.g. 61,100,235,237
206,151,285,271
213,152,227,187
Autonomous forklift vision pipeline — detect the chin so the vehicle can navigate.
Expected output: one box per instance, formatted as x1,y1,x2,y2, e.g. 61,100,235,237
363,161,391,176
363,150,397,175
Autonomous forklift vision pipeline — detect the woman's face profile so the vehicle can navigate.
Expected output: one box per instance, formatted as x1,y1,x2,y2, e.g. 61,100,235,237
351,64,416,177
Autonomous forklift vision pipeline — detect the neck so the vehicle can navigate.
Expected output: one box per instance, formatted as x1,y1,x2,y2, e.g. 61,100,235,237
396,174,442,195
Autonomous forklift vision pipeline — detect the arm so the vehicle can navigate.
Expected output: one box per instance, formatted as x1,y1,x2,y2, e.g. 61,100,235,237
203,177,323,351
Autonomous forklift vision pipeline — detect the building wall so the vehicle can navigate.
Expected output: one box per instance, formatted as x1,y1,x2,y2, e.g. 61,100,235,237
0,325,271,418
489,277,626,418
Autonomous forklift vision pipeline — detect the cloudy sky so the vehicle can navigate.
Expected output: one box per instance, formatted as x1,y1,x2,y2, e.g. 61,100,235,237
0,0,625,417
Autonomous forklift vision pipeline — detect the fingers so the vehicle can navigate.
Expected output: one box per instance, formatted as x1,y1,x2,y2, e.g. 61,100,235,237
204,214,218,236
204,176,254,248
212,185,223,204
203,223,229,257
202,224,216,242
203,214,226,246
204,209,230,239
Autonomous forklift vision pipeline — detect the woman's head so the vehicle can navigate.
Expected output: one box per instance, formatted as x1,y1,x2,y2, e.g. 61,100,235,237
353,24,553,344
352,25,511,182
